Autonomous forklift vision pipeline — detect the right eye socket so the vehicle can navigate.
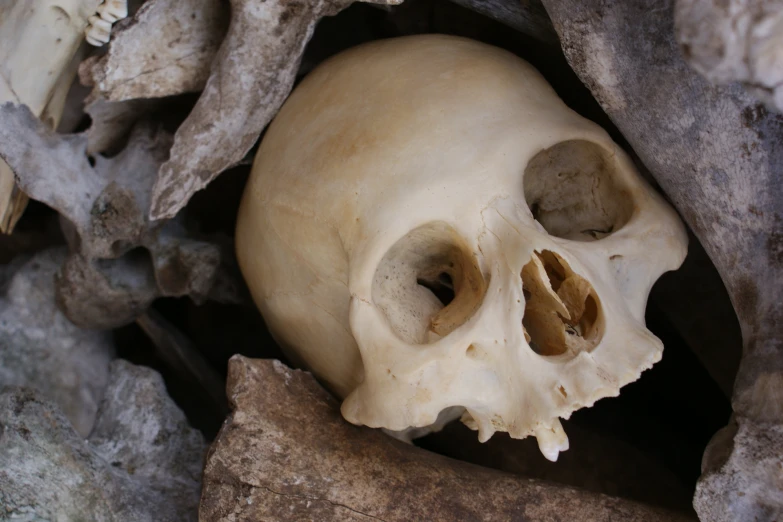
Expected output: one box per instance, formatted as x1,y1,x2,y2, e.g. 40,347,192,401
523,140,635,242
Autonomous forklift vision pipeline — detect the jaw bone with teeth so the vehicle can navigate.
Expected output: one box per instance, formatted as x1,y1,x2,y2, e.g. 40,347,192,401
236,34,688,461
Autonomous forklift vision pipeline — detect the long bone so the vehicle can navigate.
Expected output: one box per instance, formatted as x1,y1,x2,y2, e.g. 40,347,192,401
200,356,696,522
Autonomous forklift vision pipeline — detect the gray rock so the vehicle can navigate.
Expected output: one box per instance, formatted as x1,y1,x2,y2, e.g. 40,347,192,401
0,249,113,436
89,360,206,502
0,360,205,521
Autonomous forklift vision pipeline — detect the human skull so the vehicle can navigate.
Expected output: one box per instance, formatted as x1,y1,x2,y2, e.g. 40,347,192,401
236,34,688,461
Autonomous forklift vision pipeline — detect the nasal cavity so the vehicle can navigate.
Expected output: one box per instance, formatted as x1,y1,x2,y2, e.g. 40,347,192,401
521,250,603,357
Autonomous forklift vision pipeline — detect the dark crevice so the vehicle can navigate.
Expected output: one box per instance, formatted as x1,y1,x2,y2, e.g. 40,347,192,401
417,272,455,307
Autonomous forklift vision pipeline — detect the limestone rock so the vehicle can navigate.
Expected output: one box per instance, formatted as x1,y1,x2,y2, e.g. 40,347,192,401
0,249,113,437
0,360,205,521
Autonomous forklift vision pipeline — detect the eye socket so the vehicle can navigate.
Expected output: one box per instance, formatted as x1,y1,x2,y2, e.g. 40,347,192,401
521,250,604,358
523,140,635,241
372,222,486,345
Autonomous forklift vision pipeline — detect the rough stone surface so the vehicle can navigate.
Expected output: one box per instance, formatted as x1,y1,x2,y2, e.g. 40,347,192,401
0,249,113,437
81,0,230,101
675,0,783,113
0,103,229,329
0,360,205,521
540,1,783,519
694,418,783,521
200,356,694,521
89,360,207,512
149,0,403,220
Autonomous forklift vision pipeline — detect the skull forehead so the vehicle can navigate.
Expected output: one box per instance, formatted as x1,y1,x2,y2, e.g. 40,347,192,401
256,35,607,248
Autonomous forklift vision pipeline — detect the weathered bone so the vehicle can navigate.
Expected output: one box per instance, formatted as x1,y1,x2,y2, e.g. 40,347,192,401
81,0,229,100
148,0,403,221
0,0,101,232
540,0,783,518
447,0,558,44
200,356,694,521
0,103,233,329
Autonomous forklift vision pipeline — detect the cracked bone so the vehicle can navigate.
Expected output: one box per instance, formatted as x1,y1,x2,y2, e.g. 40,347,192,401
236,35,688,461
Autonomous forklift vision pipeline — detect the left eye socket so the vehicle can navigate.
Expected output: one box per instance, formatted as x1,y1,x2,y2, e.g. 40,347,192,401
371,221,486,345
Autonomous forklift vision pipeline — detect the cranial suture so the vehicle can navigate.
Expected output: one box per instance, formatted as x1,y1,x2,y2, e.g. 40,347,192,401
236,35,688,461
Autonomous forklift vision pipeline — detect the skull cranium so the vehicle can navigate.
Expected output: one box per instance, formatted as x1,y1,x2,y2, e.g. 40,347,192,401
236,34,688,461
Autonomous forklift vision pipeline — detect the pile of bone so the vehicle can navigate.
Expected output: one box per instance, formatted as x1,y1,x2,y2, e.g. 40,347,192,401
0,0,781,521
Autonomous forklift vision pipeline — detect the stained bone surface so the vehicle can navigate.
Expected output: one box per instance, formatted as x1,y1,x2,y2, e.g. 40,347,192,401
200,356,695,522
82,0,229,100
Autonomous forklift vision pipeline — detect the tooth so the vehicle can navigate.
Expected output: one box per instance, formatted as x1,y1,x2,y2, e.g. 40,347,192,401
535,419,569,462
98,0,128,23
86,15,112,46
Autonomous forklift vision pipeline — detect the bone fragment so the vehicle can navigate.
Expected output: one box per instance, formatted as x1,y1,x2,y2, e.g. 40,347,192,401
149,0,403,221
0,0,101,232
0,103,230,329
200,356,695,522
81,0,229,101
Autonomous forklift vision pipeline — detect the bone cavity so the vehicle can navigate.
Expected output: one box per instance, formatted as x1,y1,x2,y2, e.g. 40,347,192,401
524,140,634,241
372,222,487,344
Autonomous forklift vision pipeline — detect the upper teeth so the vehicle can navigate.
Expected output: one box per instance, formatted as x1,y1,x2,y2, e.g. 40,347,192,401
85,0,128,47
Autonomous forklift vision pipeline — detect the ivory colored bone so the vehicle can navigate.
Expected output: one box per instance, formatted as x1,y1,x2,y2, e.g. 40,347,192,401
236,35,688,461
